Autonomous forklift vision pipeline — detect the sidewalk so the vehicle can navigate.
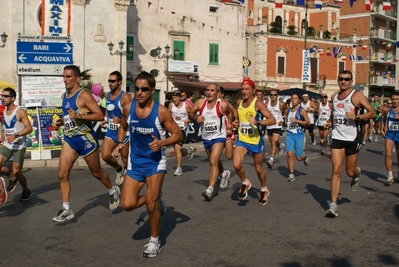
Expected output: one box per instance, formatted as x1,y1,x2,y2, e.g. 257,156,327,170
22,142,206,168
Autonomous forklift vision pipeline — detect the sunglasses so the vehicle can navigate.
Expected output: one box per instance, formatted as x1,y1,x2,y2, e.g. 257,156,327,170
387,102,393,104
108,79,118,83
2,95,12,98
270,94,278,96
322,96,328,98
135,86,151,92
338,77,352,82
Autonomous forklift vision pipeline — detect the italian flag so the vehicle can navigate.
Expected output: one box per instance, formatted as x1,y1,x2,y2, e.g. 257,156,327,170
334,0,343,4
387,42,392,51
383,0,392,10
365,0,372,10
362,44,369,50
275,0,283,8
341,53,347,61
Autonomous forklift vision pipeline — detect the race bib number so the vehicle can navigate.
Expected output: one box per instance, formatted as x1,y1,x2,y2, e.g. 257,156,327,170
333,114,348,125
388,121,399,131
108,122,119,131
4,128,16,135
204,120,218,133
176,121,186,130
240,122,254,135
319,116,328,121
64,115,78,132
288,123,299,130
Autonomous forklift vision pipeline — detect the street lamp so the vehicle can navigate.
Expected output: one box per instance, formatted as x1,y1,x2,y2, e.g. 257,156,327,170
108,40,134,73
156,45,180,92
0,32,8,48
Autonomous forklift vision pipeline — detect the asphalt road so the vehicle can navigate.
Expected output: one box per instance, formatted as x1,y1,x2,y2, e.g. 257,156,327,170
1,137,398,267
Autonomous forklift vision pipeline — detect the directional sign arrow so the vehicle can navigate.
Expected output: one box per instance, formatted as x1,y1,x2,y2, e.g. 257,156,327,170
18,54,27,63
64,43,71,53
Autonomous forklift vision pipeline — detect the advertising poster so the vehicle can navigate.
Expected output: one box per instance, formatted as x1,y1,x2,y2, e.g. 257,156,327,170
22,76,64,106
25,108,40,151
39,107,64,150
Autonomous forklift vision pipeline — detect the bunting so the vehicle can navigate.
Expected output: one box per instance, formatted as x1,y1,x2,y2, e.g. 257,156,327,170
357,56,363,60
297,0,305,5
349,0,356,7
334,0,343,4
333,46,342,58
383,0,392,10
326,47,332,56
315,0,323,9
275,0,283,8
365,0,372,10
349,55,355,61
361,44,369,50
341,53,347,61
387,42,392,51
317,48,324,55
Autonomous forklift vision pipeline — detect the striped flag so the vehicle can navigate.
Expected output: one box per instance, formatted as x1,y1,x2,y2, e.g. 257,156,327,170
333,46,342,58
383,0,391,10
387,42,392,51
350,0,356,7
341,53,347,61
365,0,372,10
318,48,324,55
349,55,356,61
362,44,369,50
275,0,283,8
326,47,332,56
357,56,363,60
315,0,323,9
297,0,305,5
334,0,343,4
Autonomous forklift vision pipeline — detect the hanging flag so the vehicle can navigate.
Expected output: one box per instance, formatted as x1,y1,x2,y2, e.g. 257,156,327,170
315,0,323,9
361,44,369,50
275,0,283,8
297,0,305,5
309,47,316,53
222,0,233,2
383,0,392,10
349,55,356,61
318,48,324,55
387,42,392,51
238,0,245,3
350,0,356,7
334,0,343,4
326,47,332,56
301,50,311,83
365,0,371,10
333,46,342,58
357,56,363,60
341,53,347,61
41,0,71,37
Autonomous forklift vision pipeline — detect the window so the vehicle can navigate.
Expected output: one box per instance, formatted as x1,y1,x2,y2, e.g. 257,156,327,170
127,35,134,61
311,58,318,83
277,57,285,74
209,6,219,15
149,68,160,78
173,40,185,60
150,48,159,58
209,43,219,65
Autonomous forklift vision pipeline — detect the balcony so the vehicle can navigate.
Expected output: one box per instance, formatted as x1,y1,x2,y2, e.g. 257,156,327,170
370,5,397,21
370,28,397,41
370,75,396,86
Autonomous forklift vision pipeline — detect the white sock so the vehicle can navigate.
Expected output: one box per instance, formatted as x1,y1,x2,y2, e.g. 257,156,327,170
63,202,71,210
206,186,213,193
108,187,116,195
242,179,248,185
150,236,159,243
388,171,393,177
261,186,267,192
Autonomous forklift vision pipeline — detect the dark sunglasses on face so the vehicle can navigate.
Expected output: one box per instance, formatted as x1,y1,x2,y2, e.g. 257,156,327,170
2,95,12,98
338,77,352,82
135,86,151,92
387,102,393,104
322,96,328,98
108,79,117,83
270,94,277,96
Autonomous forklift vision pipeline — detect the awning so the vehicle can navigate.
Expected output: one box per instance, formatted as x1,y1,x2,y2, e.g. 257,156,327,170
0,80,15,90
173,80,242,91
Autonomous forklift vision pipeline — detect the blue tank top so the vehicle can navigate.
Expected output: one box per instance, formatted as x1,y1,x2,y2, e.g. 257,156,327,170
128,100,166,165
386,108,399,132
106,91,124,131
62,88,92,137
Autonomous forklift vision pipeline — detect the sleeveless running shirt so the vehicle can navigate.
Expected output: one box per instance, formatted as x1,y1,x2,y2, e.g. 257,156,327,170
237,98,261,144
3,106,26,150
199,99,226,141
106,91,124,131
171,102,189,131
331,90,361,141
266,101,283,129
317,102,331,127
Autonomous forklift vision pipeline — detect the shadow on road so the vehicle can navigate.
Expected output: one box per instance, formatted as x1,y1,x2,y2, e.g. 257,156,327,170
131,206,191,246
304,184,351,210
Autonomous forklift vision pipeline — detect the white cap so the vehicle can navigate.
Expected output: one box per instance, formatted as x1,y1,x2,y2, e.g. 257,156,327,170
302,94,309,97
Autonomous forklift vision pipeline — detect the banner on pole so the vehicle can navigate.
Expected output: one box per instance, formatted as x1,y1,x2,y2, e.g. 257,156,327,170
301,49,311,83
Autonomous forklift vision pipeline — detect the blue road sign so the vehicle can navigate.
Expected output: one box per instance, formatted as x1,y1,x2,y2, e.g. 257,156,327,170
16,41,73,64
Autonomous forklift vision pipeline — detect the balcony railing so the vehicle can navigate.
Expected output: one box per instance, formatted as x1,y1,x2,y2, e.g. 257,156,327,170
371,5,398,19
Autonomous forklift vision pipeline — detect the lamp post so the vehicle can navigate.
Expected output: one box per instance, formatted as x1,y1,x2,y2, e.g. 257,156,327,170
156,45,180,92
0,32,8,48
108,40,134,73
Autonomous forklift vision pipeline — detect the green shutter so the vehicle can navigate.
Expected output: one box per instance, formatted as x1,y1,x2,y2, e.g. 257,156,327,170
209,43,219,65
126,36,134,61
173,40,185,60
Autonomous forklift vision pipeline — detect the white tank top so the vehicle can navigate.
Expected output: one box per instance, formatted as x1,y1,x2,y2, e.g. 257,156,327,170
171,102,188,131
331,90,361,141
316,102,331,127
199,99,226,141
266,101,283,129
3,106,27,150
301,101,314,124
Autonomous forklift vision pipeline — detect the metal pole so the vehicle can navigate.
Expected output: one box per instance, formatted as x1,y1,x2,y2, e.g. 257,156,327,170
303,0,308,90
166,57,169,92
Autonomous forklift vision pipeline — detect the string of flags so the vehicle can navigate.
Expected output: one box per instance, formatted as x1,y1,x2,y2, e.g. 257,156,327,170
139,0,245,37
270,0,392,11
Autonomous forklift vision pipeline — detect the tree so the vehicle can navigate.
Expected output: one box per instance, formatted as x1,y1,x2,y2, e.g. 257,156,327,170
323,30,332,40
287,25,297,35
306,26,316,37
269,22,282,34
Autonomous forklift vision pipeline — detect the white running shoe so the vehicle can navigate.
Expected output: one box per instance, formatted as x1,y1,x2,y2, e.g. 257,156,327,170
278,143,285,154
115,166,126,186
325,202,338,218
109,186,120,211
174,167,183,176
187,147,194,160
143,239,162,258
220,170,231,189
